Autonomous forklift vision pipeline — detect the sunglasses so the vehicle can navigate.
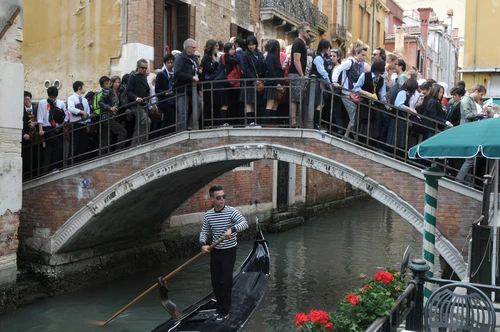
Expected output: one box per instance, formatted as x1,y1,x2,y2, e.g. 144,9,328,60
140,66,148,70
302,29,311,33
331,48,339,52
372,53,379,56
215,195,226,200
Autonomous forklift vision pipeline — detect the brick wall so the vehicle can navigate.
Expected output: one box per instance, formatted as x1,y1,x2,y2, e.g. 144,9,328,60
306,168,346,204
172,160,273,215
127,0,154,46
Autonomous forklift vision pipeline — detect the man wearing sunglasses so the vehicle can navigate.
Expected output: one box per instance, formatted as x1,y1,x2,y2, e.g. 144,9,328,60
200,184,248,324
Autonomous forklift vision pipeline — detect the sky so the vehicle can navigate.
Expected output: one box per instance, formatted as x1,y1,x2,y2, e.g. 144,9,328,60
396,0,466,37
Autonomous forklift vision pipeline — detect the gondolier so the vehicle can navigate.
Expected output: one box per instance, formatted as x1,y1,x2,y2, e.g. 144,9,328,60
200,185,249,324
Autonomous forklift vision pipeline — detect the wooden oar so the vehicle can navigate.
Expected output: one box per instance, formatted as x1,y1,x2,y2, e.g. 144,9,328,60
96,236,225,326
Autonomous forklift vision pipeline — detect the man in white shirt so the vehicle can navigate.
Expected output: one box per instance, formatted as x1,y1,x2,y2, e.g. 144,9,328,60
456,84,488,184
37,86,68,173
332,46,367,138
67,81,90,163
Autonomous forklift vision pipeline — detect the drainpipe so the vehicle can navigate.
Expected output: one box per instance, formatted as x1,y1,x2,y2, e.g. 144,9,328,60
371,0,376,51
0,6,21,40
473,0,478,83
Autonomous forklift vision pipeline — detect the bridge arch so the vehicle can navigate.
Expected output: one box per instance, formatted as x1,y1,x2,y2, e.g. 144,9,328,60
47,140,468,279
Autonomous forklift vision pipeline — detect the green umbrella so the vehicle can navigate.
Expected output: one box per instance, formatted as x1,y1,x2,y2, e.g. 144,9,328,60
408,118,500,159
408,117,500,295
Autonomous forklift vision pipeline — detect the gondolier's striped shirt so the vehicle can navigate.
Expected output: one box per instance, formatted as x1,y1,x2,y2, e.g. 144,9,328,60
199,205,248,250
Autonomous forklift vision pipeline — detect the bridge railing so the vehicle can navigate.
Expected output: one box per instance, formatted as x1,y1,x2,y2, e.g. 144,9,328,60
21,76,489,187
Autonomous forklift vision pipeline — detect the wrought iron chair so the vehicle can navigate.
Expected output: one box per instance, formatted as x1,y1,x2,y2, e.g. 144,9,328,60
424,282,496,331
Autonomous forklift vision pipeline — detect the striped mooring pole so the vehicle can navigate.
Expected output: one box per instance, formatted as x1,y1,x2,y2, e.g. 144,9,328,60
421,167,444,300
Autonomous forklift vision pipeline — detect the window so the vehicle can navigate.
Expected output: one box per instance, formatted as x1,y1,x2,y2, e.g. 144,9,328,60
347,0,353,31
376,20,380,45
365,12,371,44
359,5,364,40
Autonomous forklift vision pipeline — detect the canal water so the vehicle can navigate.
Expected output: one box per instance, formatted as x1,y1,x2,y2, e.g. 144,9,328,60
0,199,425,332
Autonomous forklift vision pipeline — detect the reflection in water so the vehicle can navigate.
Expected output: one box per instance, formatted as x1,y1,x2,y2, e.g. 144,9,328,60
0,200,423,332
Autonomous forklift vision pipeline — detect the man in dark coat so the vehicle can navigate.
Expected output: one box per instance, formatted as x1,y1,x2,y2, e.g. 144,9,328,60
126,59,150,146
173,38,202,131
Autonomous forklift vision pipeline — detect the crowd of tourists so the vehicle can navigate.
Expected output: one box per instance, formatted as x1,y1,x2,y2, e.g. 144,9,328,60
22,21,494,185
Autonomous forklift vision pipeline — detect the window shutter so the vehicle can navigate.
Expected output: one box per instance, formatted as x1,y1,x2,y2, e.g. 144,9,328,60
177,4,196,50
154,0,165,69
230,23,237,38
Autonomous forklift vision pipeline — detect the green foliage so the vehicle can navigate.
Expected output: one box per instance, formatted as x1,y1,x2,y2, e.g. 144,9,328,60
295,268,406,332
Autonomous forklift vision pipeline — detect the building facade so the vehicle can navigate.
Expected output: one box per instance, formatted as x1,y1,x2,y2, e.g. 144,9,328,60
385,7,459,88
461,0,500,97
331,0,389,61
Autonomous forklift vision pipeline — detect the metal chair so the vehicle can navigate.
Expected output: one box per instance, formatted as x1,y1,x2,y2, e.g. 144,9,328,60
424,282,496,331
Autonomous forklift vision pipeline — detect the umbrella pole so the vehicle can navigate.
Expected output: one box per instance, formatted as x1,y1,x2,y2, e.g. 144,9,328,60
492,160,498,301
422,167,445,300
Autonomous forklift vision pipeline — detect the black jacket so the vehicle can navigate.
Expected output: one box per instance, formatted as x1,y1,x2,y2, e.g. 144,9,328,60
126,71,150,103
173,51,199,92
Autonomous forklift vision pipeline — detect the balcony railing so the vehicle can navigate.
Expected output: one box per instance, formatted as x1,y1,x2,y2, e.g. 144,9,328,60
260,0,328,31
331,23,347,40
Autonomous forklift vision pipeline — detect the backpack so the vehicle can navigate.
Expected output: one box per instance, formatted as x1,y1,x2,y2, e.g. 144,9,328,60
345,58,360,90
222,54,241,87
47,99,65,126
92,91,104,115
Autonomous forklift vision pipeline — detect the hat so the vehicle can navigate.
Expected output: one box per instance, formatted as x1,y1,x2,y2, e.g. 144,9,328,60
171,50,181,56
417,79,426,86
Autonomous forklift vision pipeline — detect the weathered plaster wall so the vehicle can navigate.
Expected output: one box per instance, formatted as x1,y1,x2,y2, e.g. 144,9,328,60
22,0,122,99
0,0,23,286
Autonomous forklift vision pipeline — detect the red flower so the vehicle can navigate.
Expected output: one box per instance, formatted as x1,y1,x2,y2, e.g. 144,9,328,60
308,309,330,325
362,284,373,290
295,312,309,326
345,293,359,306
374,271,394,284
324,322,334,330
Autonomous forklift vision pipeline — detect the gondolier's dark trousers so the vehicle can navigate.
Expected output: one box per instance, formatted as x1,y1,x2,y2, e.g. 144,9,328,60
210,246,237,315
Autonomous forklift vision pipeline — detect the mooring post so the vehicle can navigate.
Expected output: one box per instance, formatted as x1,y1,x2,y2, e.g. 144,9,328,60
421,167,444,300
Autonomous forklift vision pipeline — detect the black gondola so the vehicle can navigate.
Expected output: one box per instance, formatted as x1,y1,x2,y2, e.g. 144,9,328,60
152,223,270,332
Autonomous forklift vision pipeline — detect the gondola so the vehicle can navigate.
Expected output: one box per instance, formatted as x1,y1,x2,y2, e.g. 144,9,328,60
151,222,270,332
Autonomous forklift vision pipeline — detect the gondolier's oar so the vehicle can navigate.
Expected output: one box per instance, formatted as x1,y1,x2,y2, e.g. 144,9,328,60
95,236,225,326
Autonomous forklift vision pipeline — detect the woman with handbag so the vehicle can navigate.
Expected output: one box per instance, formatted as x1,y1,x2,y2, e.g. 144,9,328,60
263,39,284,126
201,39,220,128
239,36,265,126
308,39,332,130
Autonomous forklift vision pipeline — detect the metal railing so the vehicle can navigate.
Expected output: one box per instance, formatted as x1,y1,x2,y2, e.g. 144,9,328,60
365,259,500,331
260,0,328,31
21,76,489,187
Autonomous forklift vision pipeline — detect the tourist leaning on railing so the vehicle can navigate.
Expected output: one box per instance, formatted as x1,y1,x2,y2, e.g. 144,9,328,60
263,39,284,126
389,78,420,152
309,38,332,130
351,59,387,147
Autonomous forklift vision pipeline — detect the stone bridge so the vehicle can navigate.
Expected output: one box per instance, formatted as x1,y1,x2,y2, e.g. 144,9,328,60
20,128,482,282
